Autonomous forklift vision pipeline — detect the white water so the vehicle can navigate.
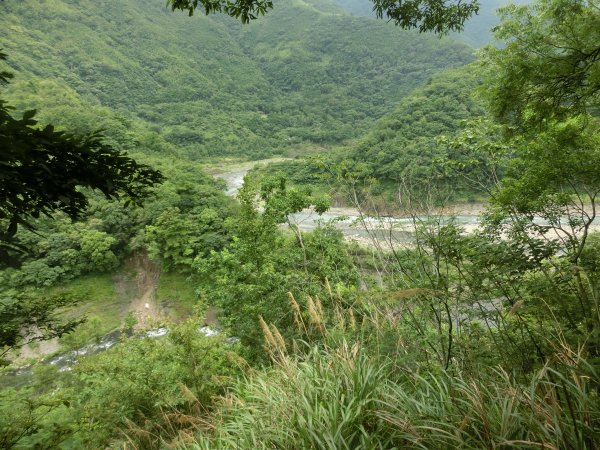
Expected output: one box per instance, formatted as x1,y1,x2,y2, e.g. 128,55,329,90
2,326,223,382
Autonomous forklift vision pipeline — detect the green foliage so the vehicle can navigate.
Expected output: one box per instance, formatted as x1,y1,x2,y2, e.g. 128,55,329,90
138,158,237,271
431,1,600,365
0,154,234,351
194,347,389,449
0,0,473,159
437,116,510,193
168,0,273,23
235,2,473,150
0,211,127,289
4,77,180,158
1,273,120,355
0,289,83,355
59,316,104,351
0,382,73,449
0,155,234,286
66,321,240,447
156,272,201,320
170,0,480,33
0,52,163,267
490,117,600,231
0,320,242,449
334,0,531,47
480,0,600,127
345,67,483,185
275,66,488,203
145,206,229,272
189,333,600,449
372,0,479,34
3,1,600,449
195,176,357,357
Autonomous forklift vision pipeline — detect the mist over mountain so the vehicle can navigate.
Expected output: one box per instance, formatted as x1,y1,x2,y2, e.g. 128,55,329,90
333,0,531,47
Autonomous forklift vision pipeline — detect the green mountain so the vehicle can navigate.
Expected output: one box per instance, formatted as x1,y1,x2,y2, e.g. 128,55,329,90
265,65,485,200
254,66,486,204
343,67,483,188
0,0,474,159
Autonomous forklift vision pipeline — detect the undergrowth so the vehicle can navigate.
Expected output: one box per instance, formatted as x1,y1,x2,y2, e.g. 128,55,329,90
122,292,600,449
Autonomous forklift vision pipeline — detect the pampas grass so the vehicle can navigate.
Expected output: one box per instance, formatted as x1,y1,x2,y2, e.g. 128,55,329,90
184,295,599,450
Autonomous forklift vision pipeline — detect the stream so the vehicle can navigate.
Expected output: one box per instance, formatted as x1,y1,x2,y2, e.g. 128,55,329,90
1,326,221,386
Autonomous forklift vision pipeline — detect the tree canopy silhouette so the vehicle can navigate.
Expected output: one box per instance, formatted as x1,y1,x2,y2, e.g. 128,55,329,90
167,0,479,33
0,50,163,266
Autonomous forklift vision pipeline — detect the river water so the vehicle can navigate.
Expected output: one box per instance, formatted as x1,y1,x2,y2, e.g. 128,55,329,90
1,326,222,386
212,159,482,245
212,159,600,245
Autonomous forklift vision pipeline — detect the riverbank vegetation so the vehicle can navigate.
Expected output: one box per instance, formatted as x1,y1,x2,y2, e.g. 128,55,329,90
1,0,600,448
254,66,491,209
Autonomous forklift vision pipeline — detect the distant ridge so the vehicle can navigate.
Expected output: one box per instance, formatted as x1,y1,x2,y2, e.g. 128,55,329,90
0,0,473,159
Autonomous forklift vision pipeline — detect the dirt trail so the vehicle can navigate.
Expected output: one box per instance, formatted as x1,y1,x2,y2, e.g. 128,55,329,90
116,252,164,330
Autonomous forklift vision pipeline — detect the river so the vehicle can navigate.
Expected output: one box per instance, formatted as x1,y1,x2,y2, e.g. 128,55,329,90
1,159,586,380
0,326,222,387
212,159,600,246
211,159,483,246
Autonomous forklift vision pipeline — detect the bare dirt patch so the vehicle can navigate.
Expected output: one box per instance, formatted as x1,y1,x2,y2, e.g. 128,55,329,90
119,252,165,331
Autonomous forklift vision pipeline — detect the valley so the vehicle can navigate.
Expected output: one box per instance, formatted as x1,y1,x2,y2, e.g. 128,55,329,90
1,0,599,448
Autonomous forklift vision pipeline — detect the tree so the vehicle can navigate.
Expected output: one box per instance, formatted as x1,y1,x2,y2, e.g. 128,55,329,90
144,206,229,271
0,48,163,352
195,175,356,358
474,0,600,265
0,290,84,359
480,0,600,129
0,50,163,267
167,0,479,34
446,0,600,352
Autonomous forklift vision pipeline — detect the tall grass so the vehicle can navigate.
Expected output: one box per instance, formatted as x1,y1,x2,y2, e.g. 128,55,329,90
184,347,598,449
188,344,389,450
181,296,599,450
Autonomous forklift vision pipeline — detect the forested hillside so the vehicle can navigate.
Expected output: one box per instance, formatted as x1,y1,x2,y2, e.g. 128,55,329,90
2,0,599,448
0,0,473,159
258,66,488,203
339,67,485,194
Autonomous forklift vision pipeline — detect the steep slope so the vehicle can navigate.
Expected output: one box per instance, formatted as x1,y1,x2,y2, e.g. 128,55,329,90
254,66,485,201
265,66,485,197
1,0,474,159
1,0,272,158
345,67,483,185
235,0,474,144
